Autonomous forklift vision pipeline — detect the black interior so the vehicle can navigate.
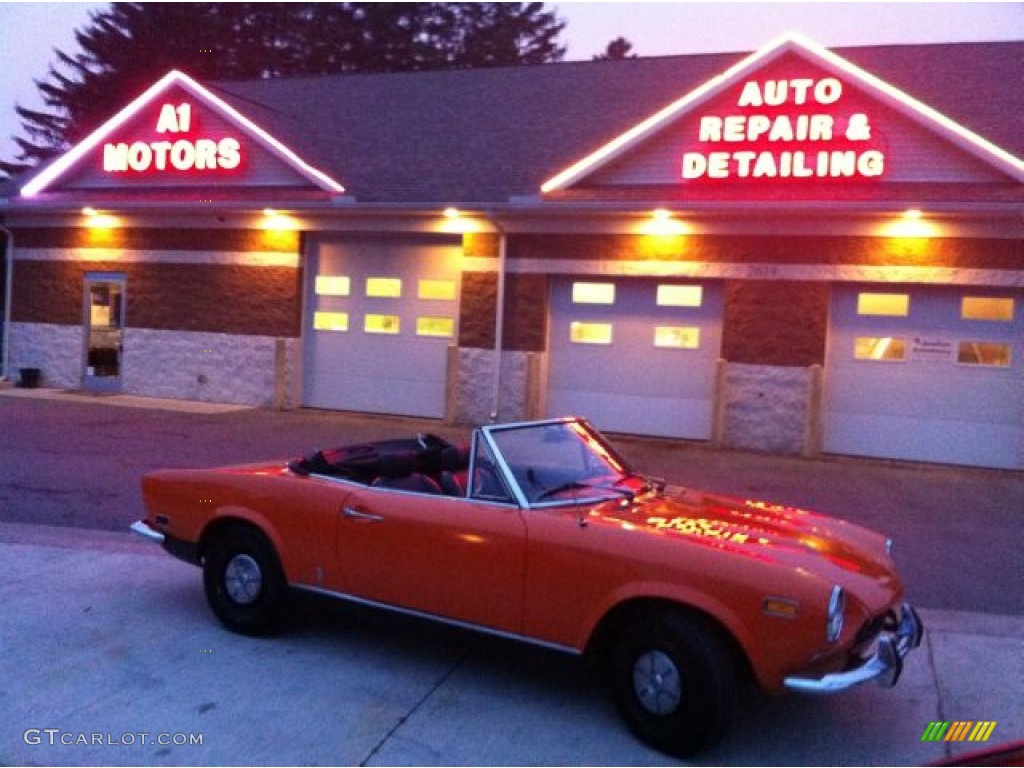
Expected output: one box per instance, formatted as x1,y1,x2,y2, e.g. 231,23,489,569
289,435,471,496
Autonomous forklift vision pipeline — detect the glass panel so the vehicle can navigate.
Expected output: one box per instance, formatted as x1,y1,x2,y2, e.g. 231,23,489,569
488,420,631,505
957,342,1011,367
855,337,906,361
366,277,402,298
315,276,351,296
961,297,1014,322
418,279,456,300
570,321,613,345
657,285,703,307
857,293,910,317
86,280,123,379
572,282,615,304
469,436,514,503
654,326,700,349
416,317,454,337
364,314,401,334
313,311,349,331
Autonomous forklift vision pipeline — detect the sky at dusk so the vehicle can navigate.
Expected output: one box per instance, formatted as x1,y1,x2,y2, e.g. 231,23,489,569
0,1,1021,166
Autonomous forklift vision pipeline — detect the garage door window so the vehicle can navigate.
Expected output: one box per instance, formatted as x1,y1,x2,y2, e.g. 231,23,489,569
314,311,349,332
365,314,400,334
855,336,906,361
654,326,700,349
366,278,402,298
570,322,613,344
416,317,455,338
961,297,1014,322
419,279,456,300
857,293,910,316
958,341,1011,367
315,276,351,296
572,283,615,304
656,285,703,307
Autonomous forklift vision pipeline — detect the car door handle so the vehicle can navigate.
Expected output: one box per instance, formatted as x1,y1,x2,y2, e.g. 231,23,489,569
343,506,384,523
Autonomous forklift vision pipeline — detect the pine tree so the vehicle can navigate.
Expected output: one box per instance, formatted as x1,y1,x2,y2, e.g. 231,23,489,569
1,2,566,178
594,37,637,61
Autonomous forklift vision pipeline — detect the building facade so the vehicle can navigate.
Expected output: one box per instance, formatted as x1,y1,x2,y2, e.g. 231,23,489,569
2,36,1022,469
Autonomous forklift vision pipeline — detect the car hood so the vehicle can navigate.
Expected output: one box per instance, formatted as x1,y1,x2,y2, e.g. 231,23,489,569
589,485,895,582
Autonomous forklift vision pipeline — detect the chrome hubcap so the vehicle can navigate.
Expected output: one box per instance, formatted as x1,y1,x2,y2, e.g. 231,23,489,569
224,554,262,605
633,650,682,715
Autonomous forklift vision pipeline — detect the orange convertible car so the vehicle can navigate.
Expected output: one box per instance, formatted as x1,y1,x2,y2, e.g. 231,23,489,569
132,416,922,756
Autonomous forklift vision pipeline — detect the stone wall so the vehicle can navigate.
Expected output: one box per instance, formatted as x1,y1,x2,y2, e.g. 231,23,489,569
7,322,82,389
123,329,300,407
719,362,816,455
6,322,299,407
449,348,540,425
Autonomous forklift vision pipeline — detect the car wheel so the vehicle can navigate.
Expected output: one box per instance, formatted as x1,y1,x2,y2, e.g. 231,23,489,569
203,526,288,636
610,610,737,756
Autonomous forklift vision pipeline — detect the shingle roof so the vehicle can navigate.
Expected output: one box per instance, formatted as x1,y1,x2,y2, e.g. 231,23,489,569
4,40,1021,205
207,40,1024,203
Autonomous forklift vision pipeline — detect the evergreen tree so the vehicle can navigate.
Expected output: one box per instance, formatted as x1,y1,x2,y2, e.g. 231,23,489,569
2,2,566,178
594,36,636,61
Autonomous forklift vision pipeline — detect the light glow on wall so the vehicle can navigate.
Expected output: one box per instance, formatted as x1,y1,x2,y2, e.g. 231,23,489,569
636,209,690,237
81,207,120,229
436,208,488,234
259,210,299,231
878,211,941,239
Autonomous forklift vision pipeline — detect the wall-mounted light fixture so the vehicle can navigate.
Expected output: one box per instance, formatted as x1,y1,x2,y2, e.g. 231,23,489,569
259,208,298,231
438,206,487,234
638,208,690,237
879,208,939,239
81,207,119,229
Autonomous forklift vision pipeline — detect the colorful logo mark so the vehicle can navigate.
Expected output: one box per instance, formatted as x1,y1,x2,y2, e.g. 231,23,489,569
922,721,997,743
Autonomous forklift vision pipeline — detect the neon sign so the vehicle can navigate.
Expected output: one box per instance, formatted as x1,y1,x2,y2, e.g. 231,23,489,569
682,76,885,181
102,102,242,174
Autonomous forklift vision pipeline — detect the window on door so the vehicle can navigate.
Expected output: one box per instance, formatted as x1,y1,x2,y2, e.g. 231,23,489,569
84,274,125,384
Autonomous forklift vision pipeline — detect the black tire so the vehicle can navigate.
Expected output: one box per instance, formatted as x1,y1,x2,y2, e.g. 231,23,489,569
610,609,738,757
202,526,288,636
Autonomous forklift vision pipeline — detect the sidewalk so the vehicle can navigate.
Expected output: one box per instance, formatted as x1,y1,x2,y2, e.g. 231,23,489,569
0,385,253,414
0,522,1021,767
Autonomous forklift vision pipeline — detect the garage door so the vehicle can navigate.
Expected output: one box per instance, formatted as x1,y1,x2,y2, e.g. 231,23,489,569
547,278,723,439
304,237,461,418
824,286,1023,469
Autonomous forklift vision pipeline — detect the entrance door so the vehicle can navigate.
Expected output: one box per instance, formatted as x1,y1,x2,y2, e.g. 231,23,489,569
83,274,125,392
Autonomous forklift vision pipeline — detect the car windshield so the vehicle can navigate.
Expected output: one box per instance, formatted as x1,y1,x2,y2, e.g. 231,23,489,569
485,419,643,506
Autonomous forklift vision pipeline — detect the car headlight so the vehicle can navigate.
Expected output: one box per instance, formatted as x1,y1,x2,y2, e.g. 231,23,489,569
826,585,845,644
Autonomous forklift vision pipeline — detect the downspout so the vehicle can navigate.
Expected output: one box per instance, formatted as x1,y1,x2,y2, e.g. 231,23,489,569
0,223,13,382
488,215,507,423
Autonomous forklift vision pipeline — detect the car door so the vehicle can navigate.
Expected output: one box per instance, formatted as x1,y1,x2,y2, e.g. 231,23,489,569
336,485,527,634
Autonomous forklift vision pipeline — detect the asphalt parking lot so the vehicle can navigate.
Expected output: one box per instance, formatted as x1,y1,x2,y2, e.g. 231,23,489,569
0,388,1022,765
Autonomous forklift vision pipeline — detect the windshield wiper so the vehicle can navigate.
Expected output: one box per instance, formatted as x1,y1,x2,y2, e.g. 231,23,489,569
535,480,636,504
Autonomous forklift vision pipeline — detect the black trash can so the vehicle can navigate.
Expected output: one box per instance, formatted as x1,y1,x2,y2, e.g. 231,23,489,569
18,368,41,389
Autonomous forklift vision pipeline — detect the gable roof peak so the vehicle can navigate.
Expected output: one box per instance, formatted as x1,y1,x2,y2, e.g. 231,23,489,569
19,69,345,198
541,33,1024,193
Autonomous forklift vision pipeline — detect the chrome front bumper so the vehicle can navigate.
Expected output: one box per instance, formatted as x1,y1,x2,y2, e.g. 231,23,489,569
129,520,165,544
784,603,924,693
